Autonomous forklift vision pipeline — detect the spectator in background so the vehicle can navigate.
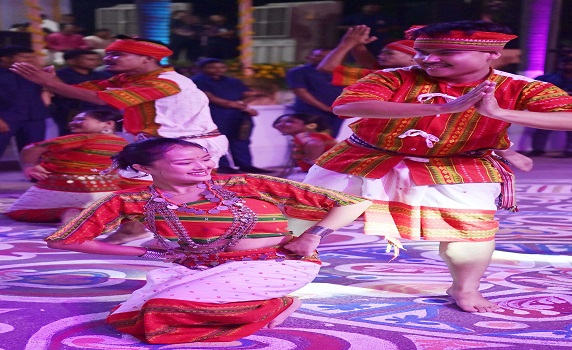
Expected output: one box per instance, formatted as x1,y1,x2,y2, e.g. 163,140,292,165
338,2,398,57
51,49,114,135
192,58,271,174
84,28,115,50
525,56,572,158
59,13,79,30
285,49,345,137
273,113,338,176
0,47,51,158
45,24,88,52
41,14,60,34
45,24,89,64
170,11,204,63
203,14,239,60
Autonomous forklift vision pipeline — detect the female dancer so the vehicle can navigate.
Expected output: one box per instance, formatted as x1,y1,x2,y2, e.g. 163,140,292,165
6,110,127,222
273,113,338,172
45,137,371,344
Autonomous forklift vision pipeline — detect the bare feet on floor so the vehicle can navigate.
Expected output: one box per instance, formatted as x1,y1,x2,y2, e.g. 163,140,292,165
447,287,502,313
267,297,302,328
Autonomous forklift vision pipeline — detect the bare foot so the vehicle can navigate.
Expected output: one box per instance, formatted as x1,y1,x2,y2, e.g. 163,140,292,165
101,221,151,244
267,297,302,328
447,287,502,313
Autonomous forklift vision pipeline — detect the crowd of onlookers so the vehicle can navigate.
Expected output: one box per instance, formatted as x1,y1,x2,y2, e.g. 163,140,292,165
8,11,241,65
3,3,572,164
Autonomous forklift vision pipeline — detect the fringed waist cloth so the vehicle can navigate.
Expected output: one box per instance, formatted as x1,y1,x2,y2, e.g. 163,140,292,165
347,133,517,211
106,255,321,344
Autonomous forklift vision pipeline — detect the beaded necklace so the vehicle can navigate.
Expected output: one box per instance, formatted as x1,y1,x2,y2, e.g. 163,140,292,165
144,180,258,254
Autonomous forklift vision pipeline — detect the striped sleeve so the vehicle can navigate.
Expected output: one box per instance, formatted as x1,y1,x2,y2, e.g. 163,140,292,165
95,78,182,109
224,174,367,221
517,81,572,112
332,65,374,87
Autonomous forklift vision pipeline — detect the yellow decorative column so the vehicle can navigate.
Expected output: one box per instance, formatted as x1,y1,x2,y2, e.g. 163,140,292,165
237,0,254,77
24,0,46,55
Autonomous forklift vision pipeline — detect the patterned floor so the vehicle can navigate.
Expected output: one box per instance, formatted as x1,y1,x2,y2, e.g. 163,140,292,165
0,157,571,350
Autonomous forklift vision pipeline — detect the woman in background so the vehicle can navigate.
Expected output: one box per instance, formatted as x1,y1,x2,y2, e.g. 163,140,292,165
5,110,127,223
273,113,338,175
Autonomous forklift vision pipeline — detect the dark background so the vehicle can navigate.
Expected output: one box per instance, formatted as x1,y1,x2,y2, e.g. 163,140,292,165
70,0,571,52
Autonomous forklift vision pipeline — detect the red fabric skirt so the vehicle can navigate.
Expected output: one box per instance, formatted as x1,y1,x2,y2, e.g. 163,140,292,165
106,296,293,344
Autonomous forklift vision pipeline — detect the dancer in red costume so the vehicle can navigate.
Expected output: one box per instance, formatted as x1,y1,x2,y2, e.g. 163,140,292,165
45,137,371,344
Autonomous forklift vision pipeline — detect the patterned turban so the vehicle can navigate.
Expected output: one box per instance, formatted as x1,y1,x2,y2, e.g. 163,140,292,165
405,26,517,51
105,39,173,60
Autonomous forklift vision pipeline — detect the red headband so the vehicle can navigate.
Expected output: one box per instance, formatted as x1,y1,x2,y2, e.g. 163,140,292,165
384,40,416,56
406,26,517,51
105,39,173,60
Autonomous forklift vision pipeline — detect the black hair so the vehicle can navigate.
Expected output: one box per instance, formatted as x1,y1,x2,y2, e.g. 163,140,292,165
273,113,331,132
112,138,208,170
408,20,513,38
63,49,100,61
0,46,34,58
196,57,224,68
81,110,123,132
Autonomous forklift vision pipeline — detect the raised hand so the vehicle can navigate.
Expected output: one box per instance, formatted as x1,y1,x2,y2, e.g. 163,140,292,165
474,82,503,117
341,25,378,47
10,63,56,85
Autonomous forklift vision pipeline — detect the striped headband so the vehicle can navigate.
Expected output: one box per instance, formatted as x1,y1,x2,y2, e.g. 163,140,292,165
105,39,173,60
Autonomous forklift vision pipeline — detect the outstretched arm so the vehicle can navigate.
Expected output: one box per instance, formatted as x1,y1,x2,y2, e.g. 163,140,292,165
284,200,372,256
476,85,572,130
317,25,377,73
10,63,107,105
47,239,147,257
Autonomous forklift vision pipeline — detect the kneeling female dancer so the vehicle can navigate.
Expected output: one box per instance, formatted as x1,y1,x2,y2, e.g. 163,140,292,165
45,137,371,344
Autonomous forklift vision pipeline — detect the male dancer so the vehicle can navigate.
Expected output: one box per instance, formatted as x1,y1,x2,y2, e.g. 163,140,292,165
302,20,572,312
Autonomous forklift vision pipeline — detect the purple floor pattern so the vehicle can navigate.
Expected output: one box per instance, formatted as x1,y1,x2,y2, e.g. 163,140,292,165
0,157,571,350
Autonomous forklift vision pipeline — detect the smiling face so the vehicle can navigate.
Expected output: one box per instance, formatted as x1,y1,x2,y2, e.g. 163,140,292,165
273,116,309,135
414,48,500,84
68,112,113,134
136,145,216,186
